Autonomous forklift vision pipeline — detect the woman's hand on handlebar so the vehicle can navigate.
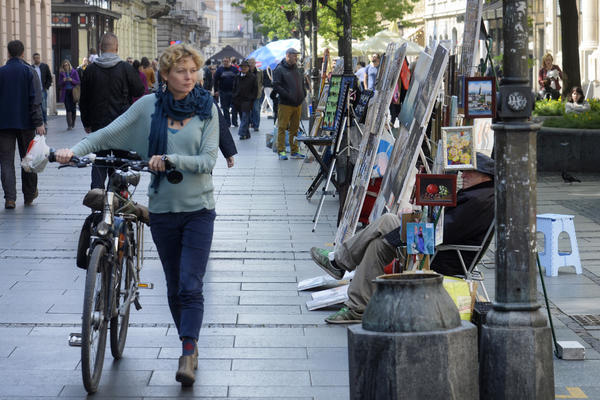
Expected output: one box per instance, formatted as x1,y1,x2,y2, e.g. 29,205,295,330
55,148,74,164
149,155,167,172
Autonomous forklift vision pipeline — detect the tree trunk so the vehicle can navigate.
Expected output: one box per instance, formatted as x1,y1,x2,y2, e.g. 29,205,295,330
558,0,581,97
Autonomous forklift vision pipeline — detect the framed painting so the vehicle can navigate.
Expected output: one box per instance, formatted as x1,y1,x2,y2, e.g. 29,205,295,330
464,77,496,119
321,75,353,135
441,126,476,171
317,84,329,112
415,174,458,207
406,222,435,255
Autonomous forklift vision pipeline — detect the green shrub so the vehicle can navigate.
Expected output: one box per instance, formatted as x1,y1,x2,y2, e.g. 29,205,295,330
588,98,600,113
533,98,564,116
542,111,600,129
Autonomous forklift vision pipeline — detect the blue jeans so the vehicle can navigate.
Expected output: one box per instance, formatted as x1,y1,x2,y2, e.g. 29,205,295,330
149,208,216,340
41,90,48,124
239,110,251,138
251,94,263,128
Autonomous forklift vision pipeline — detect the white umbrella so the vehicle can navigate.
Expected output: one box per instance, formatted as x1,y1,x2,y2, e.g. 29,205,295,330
354,29,423,56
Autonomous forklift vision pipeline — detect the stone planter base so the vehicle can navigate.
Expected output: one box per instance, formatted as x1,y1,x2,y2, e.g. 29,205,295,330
537,126,600,172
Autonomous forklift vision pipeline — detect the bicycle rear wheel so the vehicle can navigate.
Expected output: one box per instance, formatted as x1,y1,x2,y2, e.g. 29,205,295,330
81,244,109,394
110,252,133,359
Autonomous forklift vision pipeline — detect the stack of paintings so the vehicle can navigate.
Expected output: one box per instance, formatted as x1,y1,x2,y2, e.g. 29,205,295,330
334,43,407,249
369,43,450,221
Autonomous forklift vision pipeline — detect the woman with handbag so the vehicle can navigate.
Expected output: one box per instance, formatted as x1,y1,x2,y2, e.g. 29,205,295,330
58,59,81,130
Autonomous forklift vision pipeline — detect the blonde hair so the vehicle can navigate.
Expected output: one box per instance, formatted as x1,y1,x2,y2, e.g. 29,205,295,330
61,59,72,73
159,43,203,76
542,53,553,66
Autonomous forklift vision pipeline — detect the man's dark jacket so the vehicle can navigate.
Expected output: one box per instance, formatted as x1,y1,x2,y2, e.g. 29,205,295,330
79,60,144,131
384,180,494,277
232,72,257,113
38,63,52,90
214,65,238,93
272,60,306,107
431,180,495,276
203,65,213,91
0,58,43,130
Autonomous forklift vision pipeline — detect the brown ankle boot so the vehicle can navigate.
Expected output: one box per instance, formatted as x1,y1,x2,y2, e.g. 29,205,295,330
175,346,198,386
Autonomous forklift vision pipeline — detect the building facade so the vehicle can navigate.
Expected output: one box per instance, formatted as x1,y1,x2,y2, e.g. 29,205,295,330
156,0,211,56
0,0,52,66
113,0,170,61
203,0,259,60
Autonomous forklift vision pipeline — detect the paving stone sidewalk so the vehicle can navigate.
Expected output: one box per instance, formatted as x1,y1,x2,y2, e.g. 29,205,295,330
0,113,600,399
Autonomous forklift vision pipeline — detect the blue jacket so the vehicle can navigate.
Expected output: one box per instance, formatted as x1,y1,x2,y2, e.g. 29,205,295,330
0,58,42,130
214,66,238,93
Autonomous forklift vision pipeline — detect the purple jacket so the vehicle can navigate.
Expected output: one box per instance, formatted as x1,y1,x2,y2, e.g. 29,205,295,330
58,69,80,102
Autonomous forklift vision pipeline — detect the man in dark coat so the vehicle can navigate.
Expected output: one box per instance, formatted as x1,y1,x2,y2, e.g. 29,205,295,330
79,32,145,189
32,52,52,127
214,57,239,127
0,40,45,209
310,152,496,323
232,60,257,140
272,48,306,160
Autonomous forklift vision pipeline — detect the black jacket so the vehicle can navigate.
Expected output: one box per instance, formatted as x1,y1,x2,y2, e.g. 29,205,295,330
202,66,213,91
430,180,495,276
79,61,145,131
37,63,52,90
214,99,237,159
0,58,42,130
232,72,257,112
272,60,306,107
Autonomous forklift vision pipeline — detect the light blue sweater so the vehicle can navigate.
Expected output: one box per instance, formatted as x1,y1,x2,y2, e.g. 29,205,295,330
71,94,219,214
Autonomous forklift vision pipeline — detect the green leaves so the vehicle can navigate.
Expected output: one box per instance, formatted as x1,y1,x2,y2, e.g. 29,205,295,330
238,0,415,42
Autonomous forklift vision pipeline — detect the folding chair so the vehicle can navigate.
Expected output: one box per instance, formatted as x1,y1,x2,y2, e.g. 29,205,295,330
430,222,495,301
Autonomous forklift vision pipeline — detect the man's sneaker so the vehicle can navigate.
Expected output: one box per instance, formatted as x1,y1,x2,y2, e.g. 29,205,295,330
290,152,306,159
278,152,288,160
325,307,362,324
310,247,344,280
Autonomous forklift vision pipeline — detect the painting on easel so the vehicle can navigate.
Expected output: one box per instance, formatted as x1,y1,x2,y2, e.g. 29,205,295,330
321,75,353,136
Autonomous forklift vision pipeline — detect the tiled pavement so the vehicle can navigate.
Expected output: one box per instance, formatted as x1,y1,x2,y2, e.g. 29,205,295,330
0,112,600,399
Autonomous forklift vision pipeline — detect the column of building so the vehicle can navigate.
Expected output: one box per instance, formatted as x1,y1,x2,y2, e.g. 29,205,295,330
580,0,599,97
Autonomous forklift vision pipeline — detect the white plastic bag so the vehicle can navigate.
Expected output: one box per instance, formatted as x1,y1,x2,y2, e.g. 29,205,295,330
21,134,50,173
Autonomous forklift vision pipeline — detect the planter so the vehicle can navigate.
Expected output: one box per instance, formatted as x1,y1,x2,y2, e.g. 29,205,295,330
362,273,460,332
348,273,478,400
537,126,600,172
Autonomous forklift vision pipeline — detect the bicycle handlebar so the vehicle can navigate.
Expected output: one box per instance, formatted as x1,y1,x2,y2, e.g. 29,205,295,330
49,150,183,184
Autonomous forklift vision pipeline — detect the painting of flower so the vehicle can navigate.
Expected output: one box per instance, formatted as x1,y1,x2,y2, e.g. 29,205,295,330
441,126,477,171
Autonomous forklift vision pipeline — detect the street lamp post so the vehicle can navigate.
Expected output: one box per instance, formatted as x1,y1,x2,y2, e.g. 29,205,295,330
479,0,555,398
311,0,319,125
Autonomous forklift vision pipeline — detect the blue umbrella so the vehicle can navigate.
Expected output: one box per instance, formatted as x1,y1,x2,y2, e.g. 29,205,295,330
247,39,300,70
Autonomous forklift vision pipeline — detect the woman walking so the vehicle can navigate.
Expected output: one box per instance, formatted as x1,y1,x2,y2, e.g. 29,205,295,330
58,60,80,129
55,43,219,386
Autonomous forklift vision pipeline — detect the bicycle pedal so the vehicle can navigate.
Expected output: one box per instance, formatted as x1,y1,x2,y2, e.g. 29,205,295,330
138,282,154,289
68,333,82,347
133,297,142,311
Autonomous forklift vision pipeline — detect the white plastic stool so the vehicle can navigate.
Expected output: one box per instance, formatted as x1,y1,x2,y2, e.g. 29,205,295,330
536,214,582,277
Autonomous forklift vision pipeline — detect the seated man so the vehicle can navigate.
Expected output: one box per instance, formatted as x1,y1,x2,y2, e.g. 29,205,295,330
310,152,495,324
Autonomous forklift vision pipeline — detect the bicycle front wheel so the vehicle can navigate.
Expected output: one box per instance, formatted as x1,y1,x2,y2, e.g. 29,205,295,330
81,244,109,394
110,253,133,359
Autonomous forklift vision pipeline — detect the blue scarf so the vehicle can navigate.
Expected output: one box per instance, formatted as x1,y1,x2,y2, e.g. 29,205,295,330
148,84,213,190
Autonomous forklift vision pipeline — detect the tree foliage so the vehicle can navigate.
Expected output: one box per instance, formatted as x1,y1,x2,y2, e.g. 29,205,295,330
237,0,415,43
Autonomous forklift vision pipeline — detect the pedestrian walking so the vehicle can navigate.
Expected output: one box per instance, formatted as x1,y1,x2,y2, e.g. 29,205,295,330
202,59,213,92
232,60,257,140
248,58,264,132
272,48,306,160
214,57,239,127
141,56,156,90
55,43,219,387
58,59,80,130
132,59,149,101
79,32,145,189
364,54,380,91
354,61,366,92
76,57,89,82
0,40,45,209
32,52,53,127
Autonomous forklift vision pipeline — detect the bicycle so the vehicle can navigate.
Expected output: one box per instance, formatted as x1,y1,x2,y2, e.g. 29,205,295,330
49,151,182,393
